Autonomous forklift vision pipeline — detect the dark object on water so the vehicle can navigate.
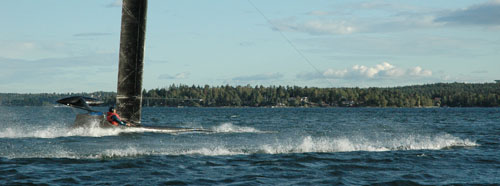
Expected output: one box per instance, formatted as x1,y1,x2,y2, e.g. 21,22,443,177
56,96,117,127
73,112,143,128
73,112,209,133
116,0,148,124
56,96,210,132
56,96,112,127
74,112,108,128
56,96,103,112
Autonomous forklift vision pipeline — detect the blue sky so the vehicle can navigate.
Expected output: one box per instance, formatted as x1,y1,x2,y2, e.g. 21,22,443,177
1,0,499,93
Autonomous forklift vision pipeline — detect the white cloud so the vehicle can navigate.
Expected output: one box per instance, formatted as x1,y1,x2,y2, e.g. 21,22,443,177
408,66,432,77
0,40,85,60
233,73,283,81
239,41,255,47
308,10,330,16
273,12,442,35
352,62,395,78
266,1,500,37
273,19,357,35
0,54,118,93
295,1,500,35
471,70,488,74
303,20,356,35
73,32,113,37
106,0,122,8
0,41,38,59
159,72,190,80
323,69,348,78
21,42,35,49
358,1,422,12
298,62,432,80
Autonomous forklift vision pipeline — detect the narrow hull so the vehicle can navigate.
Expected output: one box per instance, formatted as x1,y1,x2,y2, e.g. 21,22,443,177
74,113,109,128
73,113,210,133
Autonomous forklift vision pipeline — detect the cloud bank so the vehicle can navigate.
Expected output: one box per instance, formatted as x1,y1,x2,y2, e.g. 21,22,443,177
435,0,500,26
298,62,432,80
270,1,500,36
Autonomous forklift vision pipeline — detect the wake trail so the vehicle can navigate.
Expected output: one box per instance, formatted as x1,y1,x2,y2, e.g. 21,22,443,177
210,123,265,133
0,122,188,139
0,122,268,139
0,133,478,159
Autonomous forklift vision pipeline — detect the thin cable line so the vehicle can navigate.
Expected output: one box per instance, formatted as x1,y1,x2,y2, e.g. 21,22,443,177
247,0,335,87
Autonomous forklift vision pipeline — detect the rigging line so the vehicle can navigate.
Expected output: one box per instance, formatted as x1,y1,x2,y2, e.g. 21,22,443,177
247,0,335,87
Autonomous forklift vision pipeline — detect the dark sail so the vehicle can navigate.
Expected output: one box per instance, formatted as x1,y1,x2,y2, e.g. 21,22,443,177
116,0,148,124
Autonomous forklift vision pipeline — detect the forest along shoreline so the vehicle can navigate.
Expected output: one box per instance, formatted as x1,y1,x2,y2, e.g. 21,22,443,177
1,82,499,108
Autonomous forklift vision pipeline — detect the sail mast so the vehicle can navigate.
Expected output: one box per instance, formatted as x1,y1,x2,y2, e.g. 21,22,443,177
116,0,148,124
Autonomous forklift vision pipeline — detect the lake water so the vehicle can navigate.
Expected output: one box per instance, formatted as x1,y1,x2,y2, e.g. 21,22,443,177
0,107,498,185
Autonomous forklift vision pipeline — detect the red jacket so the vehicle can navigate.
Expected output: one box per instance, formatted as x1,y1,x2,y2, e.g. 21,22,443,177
106,112,121,126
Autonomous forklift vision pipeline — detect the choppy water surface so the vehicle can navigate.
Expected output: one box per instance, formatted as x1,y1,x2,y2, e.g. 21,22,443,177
0,107,498,185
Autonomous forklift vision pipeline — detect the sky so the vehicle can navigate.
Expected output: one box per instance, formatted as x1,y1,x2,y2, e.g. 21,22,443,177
1,0,499,93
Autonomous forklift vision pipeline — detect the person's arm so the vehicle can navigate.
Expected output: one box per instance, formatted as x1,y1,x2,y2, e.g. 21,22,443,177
111,115,127,126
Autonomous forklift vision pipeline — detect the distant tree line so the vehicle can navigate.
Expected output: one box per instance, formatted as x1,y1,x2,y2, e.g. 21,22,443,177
1,82,499,107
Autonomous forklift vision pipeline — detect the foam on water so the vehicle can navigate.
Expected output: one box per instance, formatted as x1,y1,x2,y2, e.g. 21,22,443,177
211,122,262,133
0,121,185,139
260,134,478,154
93,146,246,158
96,133,476,158
3,149,77,159
94,147,146,159
182,147,246,156
1,133,478,159
76,146,245,159
0,122,266,139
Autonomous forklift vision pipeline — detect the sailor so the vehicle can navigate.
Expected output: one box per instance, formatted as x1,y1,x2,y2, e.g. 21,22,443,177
106,107,131,127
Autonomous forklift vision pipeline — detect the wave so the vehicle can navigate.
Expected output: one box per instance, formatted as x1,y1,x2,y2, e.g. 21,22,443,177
85,147,246,159
2,146,245,159
259,134,478,154
0,122,191,139
96,147,246,158
0,122,266,139
210,123,263,133
0,133,478,159
0,126,121,139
